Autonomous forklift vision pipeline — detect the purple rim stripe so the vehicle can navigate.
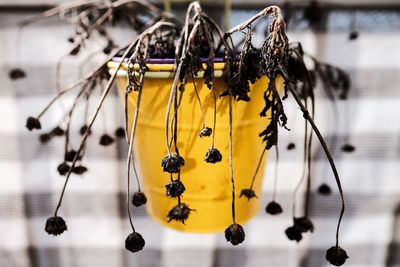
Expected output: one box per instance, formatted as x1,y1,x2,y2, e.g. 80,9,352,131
112,57,225,64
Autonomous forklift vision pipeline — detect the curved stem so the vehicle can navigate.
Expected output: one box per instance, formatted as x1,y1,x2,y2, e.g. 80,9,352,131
54,38,138,217
288,86,345,247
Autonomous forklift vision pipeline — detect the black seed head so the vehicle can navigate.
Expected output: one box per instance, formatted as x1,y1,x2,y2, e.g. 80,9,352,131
57,162,70,176
132,191,147,207
99,134,115,146
161,154,185,173
265,201,283,215
204,148,222,164
294,217,314,233
342,144,355,153
115,127,126,138
64,150,79,162
318,183,332,195
167,203,193,224
9,68,26,80
125,232,145,253
165,180,186,198
80,125,91,136
199,127,212,138
45,216,67,236
51,126,65,136
326,246,349,266
39,133,52,144
224,223,245,246
285,225,303,242
72,165,87,175
287,143,296,150
349,30,359,41
26,117,41,131
240,188,257,200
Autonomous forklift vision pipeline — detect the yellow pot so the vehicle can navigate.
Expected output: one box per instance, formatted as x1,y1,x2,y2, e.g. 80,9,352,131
107,61,283,233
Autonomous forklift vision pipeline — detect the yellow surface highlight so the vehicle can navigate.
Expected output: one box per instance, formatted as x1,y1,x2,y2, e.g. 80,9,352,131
109,62,283,233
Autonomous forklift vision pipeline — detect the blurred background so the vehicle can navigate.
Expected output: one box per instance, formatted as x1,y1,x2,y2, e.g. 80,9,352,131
1,0,400,266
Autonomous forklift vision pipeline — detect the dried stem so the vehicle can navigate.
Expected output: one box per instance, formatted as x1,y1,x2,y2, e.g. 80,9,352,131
287,86,345,247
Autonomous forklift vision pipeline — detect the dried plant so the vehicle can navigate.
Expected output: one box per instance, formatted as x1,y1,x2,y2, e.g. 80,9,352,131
15,1,353,265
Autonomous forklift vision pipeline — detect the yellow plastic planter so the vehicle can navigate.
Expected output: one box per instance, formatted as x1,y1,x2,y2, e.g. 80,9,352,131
108,60,283,233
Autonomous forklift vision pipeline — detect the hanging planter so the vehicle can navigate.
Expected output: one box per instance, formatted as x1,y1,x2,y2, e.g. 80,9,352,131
15,0,352,265
108,58,283,232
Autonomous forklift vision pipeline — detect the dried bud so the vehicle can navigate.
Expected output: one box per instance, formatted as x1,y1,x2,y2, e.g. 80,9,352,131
326,246,349,266
125,232,145,253
294,217,314,233
51,126,65,136
9,68,26,80
165,180,185,198
287,143,296,150
64,150,80,162
99,134,115,146
224,223,245,245
318,183,332,195
132,191,147,207
240,188,257,200
57,162,70,176
199,127,212,138
72,165,87,175
285,225,303,242
80,125,91,136
45,216,67,236
167,203,193,224
26,117,41,131
115,127,126,138
161,154,185,173
39,133,52,144
204,148,222,164
265,201,283,215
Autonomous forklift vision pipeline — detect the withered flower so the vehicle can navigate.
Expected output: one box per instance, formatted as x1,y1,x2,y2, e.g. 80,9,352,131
204,148,222,163
240,188,257,200
57,162,70,176
342,144,355,153
64,150,80,162
45,216,67,236
9,68,26,80
287,143,296,150
199,127,212,138
125,232,145,253
265,201,283,215
161,154,185,173
26,117,41,131
285,225,303,242
115,127,126,138
99,134,115,146
167,203,193,224
131,191,147,207
79,125,91,136
318,183,332,195
294,217,314,233
51,126,65,136
72,165,88,175
39,133,52,144
165,180,185,198
326,246,349,266
224,223,245,245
